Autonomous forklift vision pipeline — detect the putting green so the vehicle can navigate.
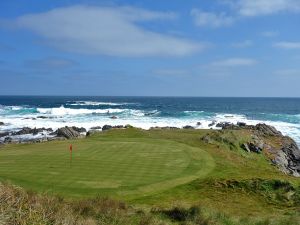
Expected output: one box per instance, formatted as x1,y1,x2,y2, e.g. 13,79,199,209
0,137,214,198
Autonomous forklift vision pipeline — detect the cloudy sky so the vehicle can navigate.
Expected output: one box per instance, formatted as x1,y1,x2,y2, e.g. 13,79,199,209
0,0,299,96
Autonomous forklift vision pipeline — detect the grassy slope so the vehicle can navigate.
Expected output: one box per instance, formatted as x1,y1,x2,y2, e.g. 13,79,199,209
0,128,300,224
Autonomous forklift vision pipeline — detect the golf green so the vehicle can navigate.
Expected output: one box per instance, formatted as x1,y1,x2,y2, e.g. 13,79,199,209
0,137,214,198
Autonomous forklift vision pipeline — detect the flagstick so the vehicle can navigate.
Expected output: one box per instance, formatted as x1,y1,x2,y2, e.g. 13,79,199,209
69,144,73,168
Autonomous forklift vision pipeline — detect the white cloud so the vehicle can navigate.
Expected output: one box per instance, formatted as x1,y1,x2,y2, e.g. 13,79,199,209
231,40,253,48
190,9,234,28
236,0,300,16
192,1,300,29
13,5,204,57
273,42,300,49
211,58,257,67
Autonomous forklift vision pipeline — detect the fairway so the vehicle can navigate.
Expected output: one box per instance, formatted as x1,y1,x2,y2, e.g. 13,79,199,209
0,137,214,198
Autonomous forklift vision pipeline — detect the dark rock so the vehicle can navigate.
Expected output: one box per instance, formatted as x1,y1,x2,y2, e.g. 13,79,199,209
102,125,113,131
14,127,32,135
183,125,194,129
49,131,58,136
201,135,212,144
90,126,102,130
196,122,202,126
237,122,246,127
56,126,81,139
216,122,237,129
4,137,12,143
71,126,86,133
253,123,282,136
37,116,48,119
13,127,53,136
0,132,9,138
241,143,251,152
0,122,4,126
110,116,118,119
150,126,179,130
241,142,262,153
86,130,101,136
274,137,300,177
208,121,216,127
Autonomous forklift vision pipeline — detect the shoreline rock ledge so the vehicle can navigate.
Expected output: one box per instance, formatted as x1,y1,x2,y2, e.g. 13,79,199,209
240,124,300,177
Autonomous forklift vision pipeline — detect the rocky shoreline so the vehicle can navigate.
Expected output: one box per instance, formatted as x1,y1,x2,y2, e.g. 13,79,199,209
0,121,300,177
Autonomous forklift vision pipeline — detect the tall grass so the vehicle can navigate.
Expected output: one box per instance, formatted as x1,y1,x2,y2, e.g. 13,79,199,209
0,182,299,225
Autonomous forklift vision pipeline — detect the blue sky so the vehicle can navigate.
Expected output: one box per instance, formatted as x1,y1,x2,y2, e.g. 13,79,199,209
0,0,300,96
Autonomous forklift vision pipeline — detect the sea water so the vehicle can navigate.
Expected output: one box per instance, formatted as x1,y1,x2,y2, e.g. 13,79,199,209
1,96,300,144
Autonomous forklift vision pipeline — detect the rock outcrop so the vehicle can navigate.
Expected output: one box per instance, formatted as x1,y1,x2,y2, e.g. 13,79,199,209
252,123,282,136
239,124,299,177
71,126,86,133
56,127,81,139
0,132,9,138
273,137,300,177
202,123,300,177
90,126,102,130
12,127,53,136
0,122,4,126
102,125,124,131
183,125,194,129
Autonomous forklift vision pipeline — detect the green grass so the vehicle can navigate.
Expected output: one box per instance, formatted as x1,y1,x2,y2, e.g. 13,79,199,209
0,132,214,198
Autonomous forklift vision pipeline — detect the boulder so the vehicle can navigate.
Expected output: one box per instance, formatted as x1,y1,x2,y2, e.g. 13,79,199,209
216,122,239,130
196,122,202,126
110,116,118,119
102,125,113,131
201,135,212,144
4,137,12,143
37,116,48,119
183,125,194,129
71,126,86,133
237,122,246,127
241,143,251,152
14,127,32,135
86,130,101,136
208,121,216,127
0,132,9,138
56,127,81,139
0,122,4,126
13,127,52,136
90,126,102,130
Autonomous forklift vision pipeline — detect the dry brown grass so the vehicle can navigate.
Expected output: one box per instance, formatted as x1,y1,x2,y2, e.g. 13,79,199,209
0,182,153,225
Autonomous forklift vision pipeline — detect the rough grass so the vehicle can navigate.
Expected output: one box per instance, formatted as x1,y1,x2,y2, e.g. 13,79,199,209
1,182,299,225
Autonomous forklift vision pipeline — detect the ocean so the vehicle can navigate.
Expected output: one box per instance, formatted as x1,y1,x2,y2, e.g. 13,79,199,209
1,96,300,144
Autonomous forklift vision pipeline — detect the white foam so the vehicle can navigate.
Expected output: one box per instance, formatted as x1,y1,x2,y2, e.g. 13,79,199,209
1,108,300,145
66,101,132,106
37,106,126,116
